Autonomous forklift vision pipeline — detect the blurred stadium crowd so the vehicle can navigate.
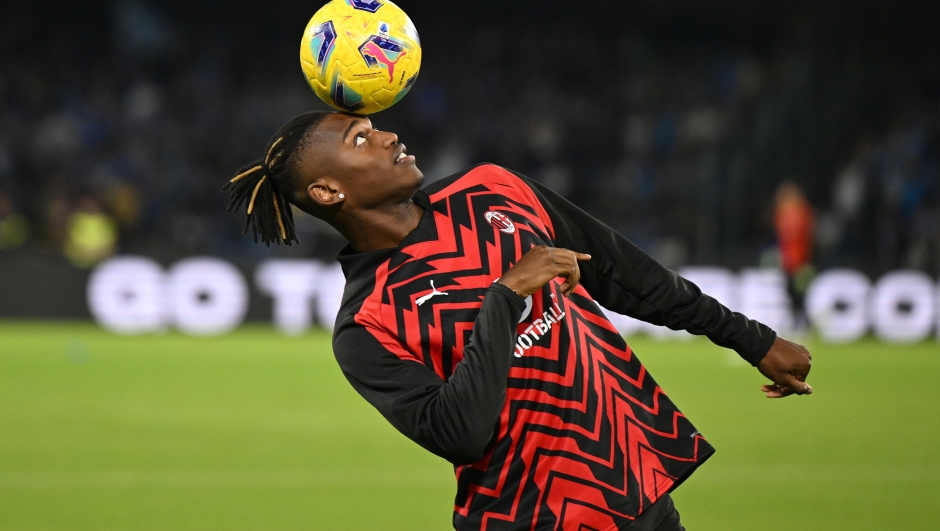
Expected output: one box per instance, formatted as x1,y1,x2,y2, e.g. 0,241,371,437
0,0,937,276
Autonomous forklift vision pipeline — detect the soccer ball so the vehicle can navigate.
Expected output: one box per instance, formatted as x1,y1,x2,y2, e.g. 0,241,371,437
300,0,421,114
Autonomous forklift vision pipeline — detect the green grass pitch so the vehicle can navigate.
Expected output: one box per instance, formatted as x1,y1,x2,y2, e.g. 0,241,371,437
1,322,938,530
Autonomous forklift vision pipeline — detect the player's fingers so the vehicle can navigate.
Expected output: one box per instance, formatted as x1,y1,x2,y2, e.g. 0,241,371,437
559,267,580,297
761,382,792,398
559,249,581,297
575,253,592,261
764,387,789,398
564,253,583,297
778,373,813,395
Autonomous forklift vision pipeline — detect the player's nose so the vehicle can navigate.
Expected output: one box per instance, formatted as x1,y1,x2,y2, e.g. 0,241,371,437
380,130,399,147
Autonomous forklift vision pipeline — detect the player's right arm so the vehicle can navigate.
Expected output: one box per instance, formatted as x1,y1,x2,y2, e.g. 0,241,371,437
332,282,525,465
332,247,590,464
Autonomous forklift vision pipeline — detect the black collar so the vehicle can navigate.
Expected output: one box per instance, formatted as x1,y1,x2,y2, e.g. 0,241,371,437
336,189,438,282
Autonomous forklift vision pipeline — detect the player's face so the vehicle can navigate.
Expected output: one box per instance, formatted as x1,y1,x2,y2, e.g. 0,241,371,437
303,113,423,209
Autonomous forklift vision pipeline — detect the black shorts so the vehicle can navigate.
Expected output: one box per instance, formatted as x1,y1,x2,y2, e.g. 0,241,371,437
625,494,685,531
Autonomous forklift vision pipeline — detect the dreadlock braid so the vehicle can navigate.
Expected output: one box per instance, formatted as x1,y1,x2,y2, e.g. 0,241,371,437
223,111,333,246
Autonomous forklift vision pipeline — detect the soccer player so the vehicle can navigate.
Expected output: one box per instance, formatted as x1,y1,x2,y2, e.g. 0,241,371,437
224,111,813,531
774,182,816,331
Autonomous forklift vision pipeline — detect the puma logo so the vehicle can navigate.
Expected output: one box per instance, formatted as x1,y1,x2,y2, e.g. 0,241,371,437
416,280,449,306
360,40,407,83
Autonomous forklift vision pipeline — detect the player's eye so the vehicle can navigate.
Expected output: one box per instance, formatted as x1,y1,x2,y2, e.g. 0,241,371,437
355,134,366,147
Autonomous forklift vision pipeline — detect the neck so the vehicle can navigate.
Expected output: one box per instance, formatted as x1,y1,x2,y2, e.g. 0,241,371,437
335,197,424,253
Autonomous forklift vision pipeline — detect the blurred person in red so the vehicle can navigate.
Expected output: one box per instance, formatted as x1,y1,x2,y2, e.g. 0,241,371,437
774,182,816,331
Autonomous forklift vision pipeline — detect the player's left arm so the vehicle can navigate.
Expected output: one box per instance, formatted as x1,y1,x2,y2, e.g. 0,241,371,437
507,169,812,397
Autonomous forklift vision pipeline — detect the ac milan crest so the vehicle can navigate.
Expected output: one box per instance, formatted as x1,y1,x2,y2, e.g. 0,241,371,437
484,210,515,234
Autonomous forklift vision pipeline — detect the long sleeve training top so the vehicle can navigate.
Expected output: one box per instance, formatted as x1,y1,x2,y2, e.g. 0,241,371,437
332,164,776,531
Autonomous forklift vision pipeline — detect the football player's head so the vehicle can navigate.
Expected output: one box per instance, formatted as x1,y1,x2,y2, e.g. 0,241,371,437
224,111,422,246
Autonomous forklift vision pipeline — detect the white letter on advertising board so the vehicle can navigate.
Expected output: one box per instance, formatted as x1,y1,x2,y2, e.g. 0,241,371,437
87,256,167,334
169,258,248,336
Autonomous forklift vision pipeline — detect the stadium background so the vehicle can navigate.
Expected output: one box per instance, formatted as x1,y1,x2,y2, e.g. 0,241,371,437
1,0,939,529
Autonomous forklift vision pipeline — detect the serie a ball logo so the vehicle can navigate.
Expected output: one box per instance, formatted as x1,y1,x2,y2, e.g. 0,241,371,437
300,0,422,114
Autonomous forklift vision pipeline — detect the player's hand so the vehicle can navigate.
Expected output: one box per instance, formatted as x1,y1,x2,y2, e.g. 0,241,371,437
756,337,813,398
498,246,591,298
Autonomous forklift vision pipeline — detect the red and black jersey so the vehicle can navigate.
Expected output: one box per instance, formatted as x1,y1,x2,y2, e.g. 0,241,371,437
332,165,776,531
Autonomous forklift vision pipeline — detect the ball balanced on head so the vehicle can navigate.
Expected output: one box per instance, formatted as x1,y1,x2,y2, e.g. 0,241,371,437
300,0,422,114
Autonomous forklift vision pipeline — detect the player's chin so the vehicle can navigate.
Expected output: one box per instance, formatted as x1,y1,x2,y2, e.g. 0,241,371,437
403,161,424,187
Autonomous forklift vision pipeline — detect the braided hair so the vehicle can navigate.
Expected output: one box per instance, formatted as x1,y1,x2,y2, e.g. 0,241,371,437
223,111,333,246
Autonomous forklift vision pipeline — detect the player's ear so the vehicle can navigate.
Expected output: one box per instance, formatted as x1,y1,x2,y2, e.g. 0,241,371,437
307,178,344,207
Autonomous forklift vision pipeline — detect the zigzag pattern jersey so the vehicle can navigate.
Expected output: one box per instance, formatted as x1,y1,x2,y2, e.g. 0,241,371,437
333,165,777,531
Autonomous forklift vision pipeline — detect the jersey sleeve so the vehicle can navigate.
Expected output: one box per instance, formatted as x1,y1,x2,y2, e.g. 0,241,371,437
506,169,776,366
332,282,526,465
